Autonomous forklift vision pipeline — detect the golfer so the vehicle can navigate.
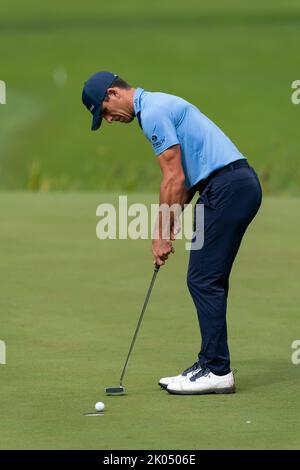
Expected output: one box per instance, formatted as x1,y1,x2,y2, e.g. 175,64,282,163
82,72,262,395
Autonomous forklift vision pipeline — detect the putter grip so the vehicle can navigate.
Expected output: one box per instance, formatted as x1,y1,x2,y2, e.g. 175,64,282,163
154,264,160,272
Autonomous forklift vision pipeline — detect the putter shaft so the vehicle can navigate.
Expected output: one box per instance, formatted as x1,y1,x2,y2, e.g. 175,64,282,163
119,264,160,386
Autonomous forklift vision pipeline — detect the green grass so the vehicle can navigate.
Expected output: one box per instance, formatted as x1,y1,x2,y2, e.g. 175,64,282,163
0,192,299,449
0,0,300,193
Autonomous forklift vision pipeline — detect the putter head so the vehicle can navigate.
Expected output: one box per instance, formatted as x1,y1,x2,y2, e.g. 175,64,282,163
105,386,126,395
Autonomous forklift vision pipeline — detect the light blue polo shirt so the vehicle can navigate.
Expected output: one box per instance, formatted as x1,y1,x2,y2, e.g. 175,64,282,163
133,88,246,189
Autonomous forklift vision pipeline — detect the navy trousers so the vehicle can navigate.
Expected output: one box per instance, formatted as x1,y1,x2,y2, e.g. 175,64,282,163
187,159,262,375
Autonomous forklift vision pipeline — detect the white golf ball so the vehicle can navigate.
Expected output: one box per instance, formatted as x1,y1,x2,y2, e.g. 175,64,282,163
95,401,105,412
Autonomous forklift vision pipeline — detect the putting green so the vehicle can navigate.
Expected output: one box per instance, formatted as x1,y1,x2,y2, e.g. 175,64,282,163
0,192,299,449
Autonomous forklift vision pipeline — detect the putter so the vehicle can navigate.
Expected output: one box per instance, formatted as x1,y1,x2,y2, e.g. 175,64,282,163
105,264,160,395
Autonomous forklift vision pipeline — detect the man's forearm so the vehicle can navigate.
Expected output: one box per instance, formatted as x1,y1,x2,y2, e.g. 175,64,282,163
160,182,196,208
154,177,195,240
159,176,186,208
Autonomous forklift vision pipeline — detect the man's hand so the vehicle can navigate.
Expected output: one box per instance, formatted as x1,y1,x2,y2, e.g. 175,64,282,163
152,239,175,266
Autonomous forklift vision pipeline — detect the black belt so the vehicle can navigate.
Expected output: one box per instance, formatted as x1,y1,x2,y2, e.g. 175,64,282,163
195,159,249,193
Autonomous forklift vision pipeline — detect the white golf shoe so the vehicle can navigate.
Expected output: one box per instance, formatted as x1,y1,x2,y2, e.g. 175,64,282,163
166,368,235,395
158,361,202,389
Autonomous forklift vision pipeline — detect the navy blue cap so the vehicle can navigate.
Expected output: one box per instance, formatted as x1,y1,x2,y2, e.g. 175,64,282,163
82,71,118,131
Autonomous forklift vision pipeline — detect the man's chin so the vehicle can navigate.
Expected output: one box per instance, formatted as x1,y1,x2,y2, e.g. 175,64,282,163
122,117,134,124
118,116,134,124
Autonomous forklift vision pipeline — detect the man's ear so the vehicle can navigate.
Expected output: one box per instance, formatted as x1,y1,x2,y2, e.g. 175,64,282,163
107,87,119,99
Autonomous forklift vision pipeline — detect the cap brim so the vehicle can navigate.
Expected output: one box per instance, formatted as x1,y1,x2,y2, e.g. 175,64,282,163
91,106,102,131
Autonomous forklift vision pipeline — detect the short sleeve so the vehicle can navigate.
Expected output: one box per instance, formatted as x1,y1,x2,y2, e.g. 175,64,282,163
143,111,180,156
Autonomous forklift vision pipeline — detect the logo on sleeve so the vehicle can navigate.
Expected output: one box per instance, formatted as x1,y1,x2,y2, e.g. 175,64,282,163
151,134,165,148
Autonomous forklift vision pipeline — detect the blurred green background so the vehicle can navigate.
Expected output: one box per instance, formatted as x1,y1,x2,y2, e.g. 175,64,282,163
0,0,299,193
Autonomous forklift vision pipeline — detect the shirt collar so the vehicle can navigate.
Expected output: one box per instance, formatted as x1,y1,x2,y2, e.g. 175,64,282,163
133,87,145,116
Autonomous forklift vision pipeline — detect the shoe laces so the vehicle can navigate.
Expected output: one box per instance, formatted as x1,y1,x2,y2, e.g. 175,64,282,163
182,361,201,376
190,367,210,382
